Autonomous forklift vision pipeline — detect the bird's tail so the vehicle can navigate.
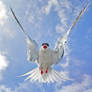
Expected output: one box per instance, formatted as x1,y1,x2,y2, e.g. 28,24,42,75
18,67,71,83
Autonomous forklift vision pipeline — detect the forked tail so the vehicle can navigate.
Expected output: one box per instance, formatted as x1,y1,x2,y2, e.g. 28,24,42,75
18,67,71,83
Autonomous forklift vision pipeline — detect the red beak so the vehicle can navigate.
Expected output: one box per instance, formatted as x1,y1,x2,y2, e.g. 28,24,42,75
43,45,47,49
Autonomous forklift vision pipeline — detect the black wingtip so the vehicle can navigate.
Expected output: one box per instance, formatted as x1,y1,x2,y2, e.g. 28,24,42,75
10,7,15,16
10,7,13,13
10,7,27,36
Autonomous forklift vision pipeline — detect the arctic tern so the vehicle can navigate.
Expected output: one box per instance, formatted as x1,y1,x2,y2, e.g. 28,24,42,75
10,2,89,83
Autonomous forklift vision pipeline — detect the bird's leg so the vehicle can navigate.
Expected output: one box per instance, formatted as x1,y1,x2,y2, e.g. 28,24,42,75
41,68,43,75
45,67,48,74
40,66,43,75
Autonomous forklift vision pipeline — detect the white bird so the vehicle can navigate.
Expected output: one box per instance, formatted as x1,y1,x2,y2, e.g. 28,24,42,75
10,3,89,83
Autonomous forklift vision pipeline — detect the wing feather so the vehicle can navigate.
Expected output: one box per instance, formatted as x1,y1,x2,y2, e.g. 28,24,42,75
54,2,89,64
11,8,39,62
26,36,38,62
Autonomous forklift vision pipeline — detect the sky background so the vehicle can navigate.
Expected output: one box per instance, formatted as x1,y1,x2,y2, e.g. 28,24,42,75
0,0,92,92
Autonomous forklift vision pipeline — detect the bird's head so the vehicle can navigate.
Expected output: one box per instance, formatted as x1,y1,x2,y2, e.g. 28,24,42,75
41,43,49,51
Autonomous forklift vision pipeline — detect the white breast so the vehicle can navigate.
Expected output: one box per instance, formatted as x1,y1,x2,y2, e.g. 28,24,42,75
38,48,54,67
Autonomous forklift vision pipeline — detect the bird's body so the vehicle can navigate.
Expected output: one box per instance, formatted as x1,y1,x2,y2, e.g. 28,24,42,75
39,48,54,67
38,47,64,75
39,47,58,66
10,2,89,83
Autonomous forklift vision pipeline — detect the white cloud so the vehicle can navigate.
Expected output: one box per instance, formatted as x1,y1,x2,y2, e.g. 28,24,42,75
0,1,8,25
0,26,16,39
0,54,8,70
55,0,72,34
0,0,15,39
42,0,73,34
0,75,92,92
55,0,73,34
0,85,11,92
13,82,45,92
25,0,82,37
0,53,9,80
55,74,92,92
25,0,44,29
44,0,58,15
0,82,45,92
0,1,16,48
25,0,72,34
43,0,84,35
56,24,66,34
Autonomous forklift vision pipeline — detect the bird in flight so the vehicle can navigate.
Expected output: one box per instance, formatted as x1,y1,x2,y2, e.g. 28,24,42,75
10,2,89,83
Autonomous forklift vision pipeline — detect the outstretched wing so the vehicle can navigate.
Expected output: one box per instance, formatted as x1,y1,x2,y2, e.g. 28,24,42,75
10,8,39,62
54,2,89,64
26,36,38,62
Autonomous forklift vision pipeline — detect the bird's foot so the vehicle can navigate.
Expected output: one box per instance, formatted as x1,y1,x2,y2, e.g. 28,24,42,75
41,69,43,75
45,67,48,74
40,67,48,75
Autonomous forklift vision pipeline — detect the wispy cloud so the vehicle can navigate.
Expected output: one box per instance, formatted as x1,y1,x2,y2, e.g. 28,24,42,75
25,0,44,29
55,74,92,92
24,0,84,43
0,0,16,39
0,81,45,92
0,85,11,92
0,74,92,92
0,0,14,81
43,0,58,15
42,0,72,34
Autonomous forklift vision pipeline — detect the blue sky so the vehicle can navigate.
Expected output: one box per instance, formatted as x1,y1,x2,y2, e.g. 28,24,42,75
0,0,92,92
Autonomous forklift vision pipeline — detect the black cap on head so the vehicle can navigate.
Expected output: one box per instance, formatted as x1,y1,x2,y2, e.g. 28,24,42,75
42,43,49,47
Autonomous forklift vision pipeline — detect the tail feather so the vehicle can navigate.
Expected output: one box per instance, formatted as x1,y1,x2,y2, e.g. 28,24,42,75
49,71,56,82
25,68,39,81
18,67,72,83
